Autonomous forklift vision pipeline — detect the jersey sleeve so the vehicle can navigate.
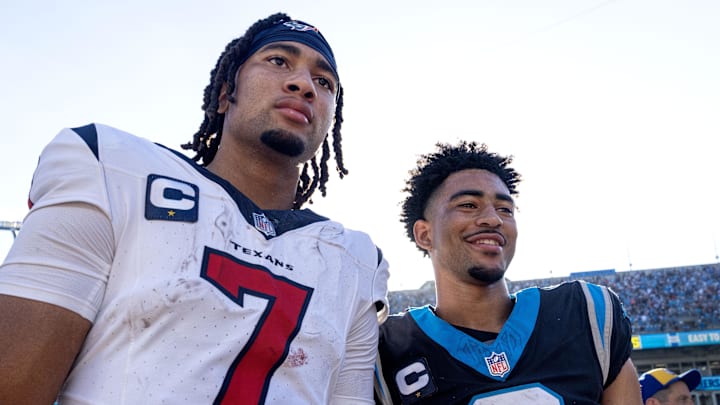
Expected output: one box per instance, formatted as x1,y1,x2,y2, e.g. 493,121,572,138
373,248,390,323
605,286,633,388
578,281,633,388
0,125,114,321
332,304,380,404
331,230,390,403
339,228,390,324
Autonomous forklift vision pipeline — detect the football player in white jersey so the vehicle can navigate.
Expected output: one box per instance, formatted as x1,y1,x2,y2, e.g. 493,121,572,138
0,12,388,405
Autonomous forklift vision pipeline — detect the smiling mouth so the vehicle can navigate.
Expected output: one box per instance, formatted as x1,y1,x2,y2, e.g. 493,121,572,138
473,238,501,246
466,232,506,247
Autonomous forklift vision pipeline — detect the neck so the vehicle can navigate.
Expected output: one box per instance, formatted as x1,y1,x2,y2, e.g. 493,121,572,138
433,274,513,333
206,144,300,210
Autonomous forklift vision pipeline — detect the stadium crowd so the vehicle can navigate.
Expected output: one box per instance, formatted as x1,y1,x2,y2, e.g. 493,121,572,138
388,263,720,334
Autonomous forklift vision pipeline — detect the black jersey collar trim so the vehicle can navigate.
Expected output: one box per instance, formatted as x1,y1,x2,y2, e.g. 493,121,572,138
160,145,328,239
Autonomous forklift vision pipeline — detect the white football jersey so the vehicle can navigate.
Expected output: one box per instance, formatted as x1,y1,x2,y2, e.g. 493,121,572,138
0,123,389,404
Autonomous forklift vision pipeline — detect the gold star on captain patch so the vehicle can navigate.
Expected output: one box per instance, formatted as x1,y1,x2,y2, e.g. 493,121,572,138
416,392,421,398
167,210,176,217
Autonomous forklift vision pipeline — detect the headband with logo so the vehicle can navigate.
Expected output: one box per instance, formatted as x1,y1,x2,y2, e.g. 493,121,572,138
242,19,338,80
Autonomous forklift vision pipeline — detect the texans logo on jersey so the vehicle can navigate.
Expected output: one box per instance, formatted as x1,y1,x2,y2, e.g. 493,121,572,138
145,174,199,222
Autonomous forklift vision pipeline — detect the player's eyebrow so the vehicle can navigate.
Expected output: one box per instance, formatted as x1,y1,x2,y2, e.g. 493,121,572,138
258,43,337,81
448,190,515,205
259,42,302,57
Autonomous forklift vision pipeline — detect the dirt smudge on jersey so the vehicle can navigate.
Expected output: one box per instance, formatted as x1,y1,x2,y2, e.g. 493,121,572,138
284,347,309,367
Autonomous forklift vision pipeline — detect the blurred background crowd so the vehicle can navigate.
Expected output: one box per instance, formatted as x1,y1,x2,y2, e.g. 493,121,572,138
388,263,720,334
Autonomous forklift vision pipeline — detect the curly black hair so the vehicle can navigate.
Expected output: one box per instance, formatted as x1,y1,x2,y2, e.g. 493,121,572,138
401,140,521,254
181,12,347,209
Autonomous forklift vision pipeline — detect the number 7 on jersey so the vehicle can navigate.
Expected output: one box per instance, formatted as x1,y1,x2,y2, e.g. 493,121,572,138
201,247,314,404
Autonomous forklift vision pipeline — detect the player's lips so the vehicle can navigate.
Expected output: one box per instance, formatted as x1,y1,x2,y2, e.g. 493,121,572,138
465,231,506,247
275,98,313,125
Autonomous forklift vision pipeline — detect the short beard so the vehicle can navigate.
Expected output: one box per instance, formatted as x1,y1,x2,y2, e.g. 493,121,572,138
260,129,305,158
468,266,506,284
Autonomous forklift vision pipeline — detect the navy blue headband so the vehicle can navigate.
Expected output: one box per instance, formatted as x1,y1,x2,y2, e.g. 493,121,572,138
242,19,338,80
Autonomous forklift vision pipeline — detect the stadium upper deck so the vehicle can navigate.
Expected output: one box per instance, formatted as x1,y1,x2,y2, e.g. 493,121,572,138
388,262,720,335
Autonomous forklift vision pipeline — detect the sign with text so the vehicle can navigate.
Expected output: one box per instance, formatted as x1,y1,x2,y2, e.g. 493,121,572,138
632,329,720,350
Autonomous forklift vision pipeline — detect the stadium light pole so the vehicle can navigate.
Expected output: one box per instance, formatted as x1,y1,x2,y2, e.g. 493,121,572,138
0,220,22,239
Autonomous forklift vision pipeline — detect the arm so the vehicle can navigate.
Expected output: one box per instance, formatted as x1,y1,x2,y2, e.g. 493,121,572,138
0,126,115,402
329,234,389,404
333,252,388,404
331,304,380,405
0,295,91,405
601,358,643,405
0,203,114,402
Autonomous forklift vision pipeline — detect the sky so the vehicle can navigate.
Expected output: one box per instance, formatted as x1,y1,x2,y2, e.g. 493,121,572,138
1,0,719,291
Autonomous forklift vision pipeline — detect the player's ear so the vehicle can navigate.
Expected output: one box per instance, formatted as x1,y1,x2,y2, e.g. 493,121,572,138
413,219,432,252
217,83,231,114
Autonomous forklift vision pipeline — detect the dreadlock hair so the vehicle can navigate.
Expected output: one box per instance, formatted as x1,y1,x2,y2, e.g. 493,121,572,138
181,12,348,210
400,140,522,255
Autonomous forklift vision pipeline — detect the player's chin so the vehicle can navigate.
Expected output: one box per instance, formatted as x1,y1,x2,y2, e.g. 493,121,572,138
260,129,306,158
467,266,506,284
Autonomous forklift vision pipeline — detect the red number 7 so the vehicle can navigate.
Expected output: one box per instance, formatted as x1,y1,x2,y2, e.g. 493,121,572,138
201,247,314,404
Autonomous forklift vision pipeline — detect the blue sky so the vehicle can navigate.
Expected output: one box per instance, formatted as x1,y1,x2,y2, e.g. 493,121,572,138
1,0,719,290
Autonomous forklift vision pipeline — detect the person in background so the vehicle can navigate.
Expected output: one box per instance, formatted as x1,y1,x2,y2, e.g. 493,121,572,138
639,368,701,405
0,12,388,404
375,140,641,404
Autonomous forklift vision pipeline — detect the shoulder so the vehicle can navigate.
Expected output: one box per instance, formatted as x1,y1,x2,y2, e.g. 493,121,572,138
29,123,187,211
58,122,150,146
346,228,386,268
383,309,416,324
563,280,625,309
538,279,584,293
77,123,168,159
313,220,386,270
379,307,425,337
523,281,602,318
536,279,626,323
40,123,165,166
339,227,390,318
536,279,606,300
301,219,390,321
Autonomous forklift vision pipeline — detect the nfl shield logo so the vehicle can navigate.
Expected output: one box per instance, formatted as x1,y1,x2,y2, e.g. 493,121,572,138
484,352,510,377
253,212,276,237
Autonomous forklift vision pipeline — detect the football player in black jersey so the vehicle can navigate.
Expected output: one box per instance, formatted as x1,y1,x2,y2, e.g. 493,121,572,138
375,141,642,404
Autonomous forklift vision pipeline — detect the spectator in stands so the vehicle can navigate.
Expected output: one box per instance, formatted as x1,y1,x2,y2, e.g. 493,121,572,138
639,368,701,404
374,141,642,404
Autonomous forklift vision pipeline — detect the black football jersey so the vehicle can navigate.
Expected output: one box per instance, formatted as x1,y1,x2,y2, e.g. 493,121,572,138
375,281,632,404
